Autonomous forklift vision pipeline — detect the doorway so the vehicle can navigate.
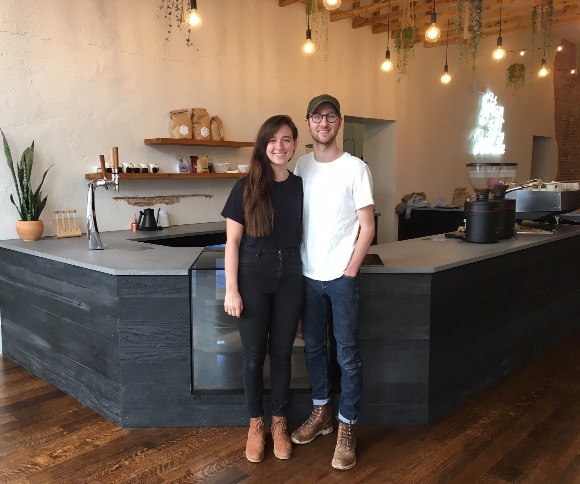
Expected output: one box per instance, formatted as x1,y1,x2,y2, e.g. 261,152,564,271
531,135,552,181
343,116,397,243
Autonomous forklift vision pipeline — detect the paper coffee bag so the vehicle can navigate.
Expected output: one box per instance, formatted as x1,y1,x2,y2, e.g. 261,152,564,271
210,116,224,141
192,108,211,140
197,155,209,173
170,109,192,139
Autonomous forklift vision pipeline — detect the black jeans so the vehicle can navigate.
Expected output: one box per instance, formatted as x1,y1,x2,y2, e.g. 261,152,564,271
237,246,304,418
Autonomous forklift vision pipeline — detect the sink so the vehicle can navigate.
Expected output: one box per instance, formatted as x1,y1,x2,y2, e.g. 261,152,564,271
136,231,226,248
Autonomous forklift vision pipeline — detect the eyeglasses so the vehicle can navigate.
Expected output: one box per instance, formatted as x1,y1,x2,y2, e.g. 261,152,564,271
309,113,339,123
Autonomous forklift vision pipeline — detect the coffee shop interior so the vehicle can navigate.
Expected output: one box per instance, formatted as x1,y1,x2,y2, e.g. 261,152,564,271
1,1,579,482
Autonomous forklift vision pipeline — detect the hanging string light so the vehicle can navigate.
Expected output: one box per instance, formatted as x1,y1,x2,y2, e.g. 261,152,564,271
538,48,550,77
441,19,451,84
381,0,394,72
302,11,316,56
425,0,441,43
323,0,341,10
492,0,506,61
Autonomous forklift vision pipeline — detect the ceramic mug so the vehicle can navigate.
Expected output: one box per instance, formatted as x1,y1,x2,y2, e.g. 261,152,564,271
148,163,159,174
121,162,134,173
139,163,149,173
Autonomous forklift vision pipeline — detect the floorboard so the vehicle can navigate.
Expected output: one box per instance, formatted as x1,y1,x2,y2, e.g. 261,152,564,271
0,330,579,483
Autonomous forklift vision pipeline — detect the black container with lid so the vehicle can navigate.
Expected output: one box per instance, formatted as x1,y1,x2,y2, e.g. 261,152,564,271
464,200,500,243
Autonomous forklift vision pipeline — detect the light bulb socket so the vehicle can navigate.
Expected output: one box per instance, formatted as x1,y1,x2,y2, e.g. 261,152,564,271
430,11,437,23
541,58,547,66
386,49,391,60
444,64,449,74
190,0,197,9
306,28,312,40
497,36,503,47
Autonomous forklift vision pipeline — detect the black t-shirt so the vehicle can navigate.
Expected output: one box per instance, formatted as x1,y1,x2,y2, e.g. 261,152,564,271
221,172,303,249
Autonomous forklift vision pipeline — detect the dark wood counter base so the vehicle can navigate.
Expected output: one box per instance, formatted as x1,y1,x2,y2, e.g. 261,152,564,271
1,229,579,427
359,233,580,425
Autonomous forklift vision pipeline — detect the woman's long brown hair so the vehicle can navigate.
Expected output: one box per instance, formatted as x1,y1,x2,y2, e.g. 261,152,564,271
243,115,298,237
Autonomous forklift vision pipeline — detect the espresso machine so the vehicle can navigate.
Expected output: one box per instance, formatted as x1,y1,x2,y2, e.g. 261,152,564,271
463,163,502,243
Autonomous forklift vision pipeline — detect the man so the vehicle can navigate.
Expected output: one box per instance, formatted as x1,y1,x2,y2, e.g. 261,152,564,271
292,94,375,471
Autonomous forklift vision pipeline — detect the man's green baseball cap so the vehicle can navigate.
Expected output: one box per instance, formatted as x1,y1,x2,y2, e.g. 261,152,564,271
306,94,341,118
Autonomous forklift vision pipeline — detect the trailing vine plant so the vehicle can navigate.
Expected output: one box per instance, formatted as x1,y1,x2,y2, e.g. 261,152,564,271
457,0,483,73
394,1,417,81
507,63,526,93
158,0,198,48
531,0,554,67
306,0,329,61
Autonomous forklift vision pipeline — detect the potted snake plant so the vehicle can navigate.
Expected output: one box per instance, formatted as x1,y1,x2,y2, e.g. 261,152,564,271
2,130,52,240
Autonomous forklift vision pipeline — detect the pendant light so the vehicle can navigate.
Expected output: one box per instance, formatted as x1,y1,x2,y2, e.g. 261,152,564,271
425,0,441,43
380,0,394,72
492,0,506,61
302,12,316,56
186,0,202,29
441,19,451,84
323,0,341,10
538,50,550,78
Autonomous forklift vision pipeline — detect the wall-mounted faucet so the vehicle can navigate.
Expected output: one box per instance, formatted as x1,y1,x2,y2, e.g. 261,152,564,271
87,148,120,250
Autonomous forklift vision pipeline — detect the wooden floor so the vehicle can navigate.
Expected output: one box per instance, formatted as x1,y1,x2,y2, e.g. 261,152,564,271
1,332,579,484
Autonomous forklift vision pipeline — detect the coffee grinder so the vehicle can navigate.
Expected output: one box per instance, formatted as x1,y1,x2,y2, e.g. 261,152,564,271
464,163,501,243
490,163,518,239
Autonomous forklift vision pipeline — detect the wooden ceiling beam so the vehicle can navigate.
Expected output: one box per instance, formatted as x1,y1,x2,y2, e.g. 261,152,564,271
277,0,580,47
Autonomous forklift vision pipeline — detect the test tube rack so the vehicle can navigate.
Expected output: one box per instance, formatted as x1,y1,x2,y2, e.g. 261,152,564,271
52,210,82,238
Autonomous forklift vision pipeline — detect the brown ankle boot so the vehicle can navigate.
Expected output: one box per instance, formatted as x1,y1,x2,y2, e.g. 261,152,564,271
271,416,292,460
246,417,265,463
331,422,356,470
290,403,333,445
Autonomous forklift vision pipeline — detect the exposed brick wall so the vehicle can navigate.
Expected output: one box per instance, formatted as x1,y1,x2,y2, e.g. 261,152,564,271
554,40,580,181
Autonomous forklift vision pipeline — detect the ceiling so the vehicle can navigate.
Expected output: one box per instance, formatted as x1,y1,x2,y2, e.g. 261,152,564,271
279,0,580,48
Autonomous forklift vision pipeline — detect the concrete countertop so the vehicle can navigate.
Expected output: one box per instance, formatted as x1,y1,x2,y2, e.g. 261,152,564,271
0,222,226,276
1,222,579,276
366,225,580,273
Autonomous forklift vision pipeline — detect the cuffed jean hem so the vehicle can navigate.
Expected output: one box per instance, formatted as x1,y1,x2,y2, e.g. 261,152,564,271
313,398,331,406
338,412,357,425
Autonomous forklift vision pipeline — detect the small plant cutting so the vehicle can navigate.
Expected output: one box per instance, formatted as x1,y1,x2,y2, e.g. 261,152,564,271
2,130,52,221
395,1,418,81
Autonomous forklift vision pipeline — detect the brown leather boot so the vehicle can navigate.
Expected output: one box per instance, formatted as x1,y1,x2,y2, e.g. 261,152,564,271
290,403,333,445
331,422,356,470
245,417,265,463
271,416,292,460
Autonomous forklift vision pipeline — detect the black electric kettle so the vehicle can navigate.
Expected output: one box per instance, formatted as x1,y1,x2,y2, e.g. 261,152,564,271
138,208,158,231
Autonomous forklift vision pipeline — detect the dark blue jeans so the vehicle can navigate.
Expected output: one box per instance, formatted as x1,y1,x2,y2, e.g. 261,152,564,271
302,274,362,424
237,247,303,418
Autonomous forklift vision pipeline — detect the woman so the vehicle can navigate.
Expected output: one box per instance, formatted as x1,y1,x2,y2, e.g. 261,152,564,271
221,115,303,463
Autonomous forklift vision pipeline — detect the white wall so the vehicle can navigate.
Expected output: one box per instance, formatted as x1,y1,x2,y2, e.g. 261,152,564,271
0,0,560,244
394,29,558,207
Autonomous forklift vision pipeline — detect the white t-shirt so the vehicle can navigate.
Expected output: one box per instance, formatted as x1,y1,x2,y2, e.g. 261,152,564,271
295,152,374,281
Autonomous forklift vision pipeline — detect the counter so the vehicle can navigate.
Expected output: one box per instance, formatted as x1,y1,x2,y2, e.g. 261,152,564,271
1,224,579,426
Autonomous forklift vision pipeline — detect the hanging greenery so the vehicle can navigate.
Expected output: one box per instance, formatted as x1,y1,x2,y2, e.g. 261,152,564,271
394,1,417,81
394,27,417,80
457,0,483,72
507,63,526,93
306,0,329,61
531,0,554,65
158,0,198,48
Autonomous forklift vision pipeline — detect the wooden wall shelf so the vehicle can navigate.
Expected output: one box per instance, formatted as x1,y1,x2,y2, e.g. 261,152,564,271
144,138,254,148
84,173,245,180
